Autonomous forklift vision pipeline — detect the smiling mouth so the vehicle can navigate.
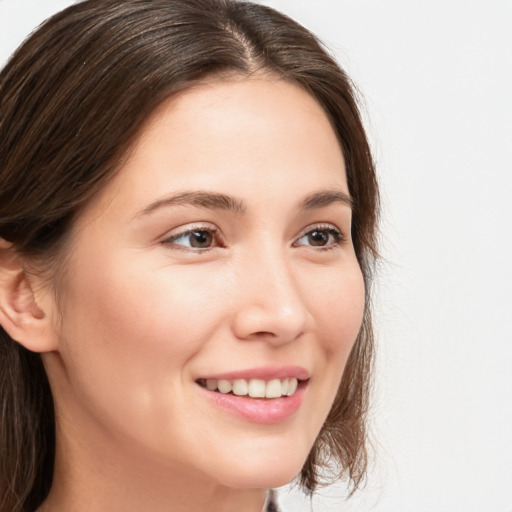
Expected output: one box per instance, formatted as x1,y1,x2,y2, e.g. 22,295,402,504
196,377,301,399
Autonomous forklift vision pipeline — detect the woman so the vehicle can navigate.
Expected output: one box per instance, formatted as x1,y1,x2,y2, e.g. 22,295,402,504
0,1,379,511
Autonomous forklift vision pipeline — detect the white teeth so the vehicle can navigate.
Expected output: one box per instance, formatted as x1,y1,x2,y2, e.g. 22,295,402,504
281,378,289,395
206,379,217,391
232,379,248,396
248,379,266,398
217,380,232,394
201,377,300,398
287,378,298,396
265,379,282,398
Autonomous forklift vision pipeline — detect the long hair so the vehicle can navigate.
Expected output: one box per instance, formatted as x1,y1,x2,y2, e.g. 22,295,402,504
0,1,379,510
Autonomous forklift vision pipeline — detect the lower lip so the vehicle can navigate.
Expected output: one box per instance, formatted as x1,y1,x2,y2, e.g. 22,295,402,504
198,382,307,424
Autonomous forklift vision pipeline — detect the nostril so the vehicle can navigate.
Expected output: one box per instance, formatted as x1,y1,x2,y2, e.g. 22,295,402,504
252,331,276,337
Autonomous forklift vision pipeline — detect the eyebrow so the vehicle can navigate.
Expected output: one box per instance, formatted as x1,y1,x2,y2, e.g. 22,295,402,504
138,191,246,216
136,188,353,218
299,189,354,211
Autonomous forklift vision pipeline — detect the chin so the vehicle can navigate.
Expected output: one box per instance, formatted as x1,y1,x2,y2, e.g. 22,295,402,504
222,471,300,491
192,424,319,490
211,453,306,490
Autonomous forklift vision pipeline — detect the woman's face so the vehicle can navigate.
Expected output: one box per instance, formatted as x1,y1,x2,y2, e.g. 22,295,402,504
44,76,365,489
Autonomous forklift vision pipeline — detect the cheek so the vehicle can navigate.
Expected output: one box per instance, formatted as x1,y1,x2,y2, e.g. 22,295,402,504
51,256,232,448
56,256,229,381
288,262,365,450
308,263,365,358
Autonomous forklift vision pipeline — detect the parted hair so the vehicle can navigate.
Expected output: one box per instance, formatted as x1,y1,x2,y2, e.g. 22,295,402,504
0,1,379,511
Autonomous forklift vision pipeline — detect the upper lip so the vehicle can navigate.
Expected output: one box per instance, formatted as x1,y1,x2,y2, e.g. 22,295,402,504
198,365,310,382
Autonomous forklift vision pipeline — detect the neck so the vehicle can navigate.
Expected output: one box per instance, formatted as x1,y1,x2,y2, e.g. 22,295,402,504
39,484,267,512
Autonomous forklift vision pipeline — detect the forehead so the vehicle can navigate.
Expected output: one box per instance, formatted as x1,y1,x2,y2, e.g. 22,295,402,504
80,76,348,220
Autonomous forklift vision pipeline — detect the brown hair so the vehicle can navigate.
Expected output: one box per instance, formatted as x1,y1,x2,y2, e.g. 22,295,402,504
0,1,379,510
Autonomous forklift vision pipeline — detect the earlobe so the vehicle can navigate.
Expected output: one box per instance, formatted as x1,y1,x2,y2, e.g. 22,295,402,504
0,238,58,353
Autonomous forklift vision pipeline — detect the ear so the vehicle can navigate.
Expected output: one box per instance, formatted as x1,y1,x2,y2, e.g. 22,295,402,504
0,238,58,353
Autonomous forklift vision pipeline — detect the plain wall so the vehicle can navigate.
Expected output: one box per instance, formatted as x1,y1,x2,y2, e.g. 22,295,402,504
1,1,511,511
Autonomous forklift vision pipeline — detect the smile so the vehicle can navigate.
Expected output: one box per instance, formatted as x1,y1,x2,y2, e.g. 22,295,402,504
197,377,299,398
197,377,307,424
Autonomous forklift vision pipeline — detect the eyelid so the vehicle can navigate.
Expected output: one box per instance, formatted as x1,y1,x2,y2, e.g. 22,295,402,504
161,222,223,249
292,223,346,247
159,221,346,251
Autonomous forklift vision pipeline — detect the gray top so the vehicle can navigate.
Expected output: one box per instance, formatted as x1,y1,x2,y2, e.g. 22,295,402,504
264,490,281,512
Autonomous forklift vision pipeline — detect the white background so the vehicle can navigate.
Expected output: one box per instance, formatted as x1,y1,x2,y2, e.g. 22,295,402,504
1,1,511,511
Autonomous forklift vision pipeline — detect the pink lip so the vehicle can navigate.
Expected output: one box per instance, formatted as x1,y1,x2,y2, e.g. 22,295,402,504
198,380,307,424
199,365,310,381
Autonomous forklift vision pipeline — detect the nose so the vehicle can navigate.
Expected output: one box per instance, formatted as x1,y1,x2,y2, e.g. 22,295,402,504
231,247,310,345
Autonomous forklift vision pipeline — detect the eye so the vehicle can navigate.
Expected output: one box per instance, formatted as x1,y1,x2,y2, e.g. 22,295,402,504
294,225,344,249
162,227,220,250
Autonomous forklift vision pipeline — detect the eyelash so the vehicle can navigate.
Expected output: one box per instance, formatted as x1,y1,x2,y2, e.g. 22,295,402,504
293,224,345,251
161,224,222,251
161,223,345,252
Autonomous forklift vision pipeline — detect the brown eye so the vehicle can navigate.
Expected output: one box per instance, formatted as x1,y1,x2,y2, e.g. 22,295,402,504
294,226,343,248
164,228,217,249
307,230,329,246
189,230,213,248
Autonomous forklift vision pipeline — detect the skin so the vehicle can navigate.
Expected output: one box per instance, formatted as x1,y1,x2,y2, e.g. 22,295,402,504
32,76,365,512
